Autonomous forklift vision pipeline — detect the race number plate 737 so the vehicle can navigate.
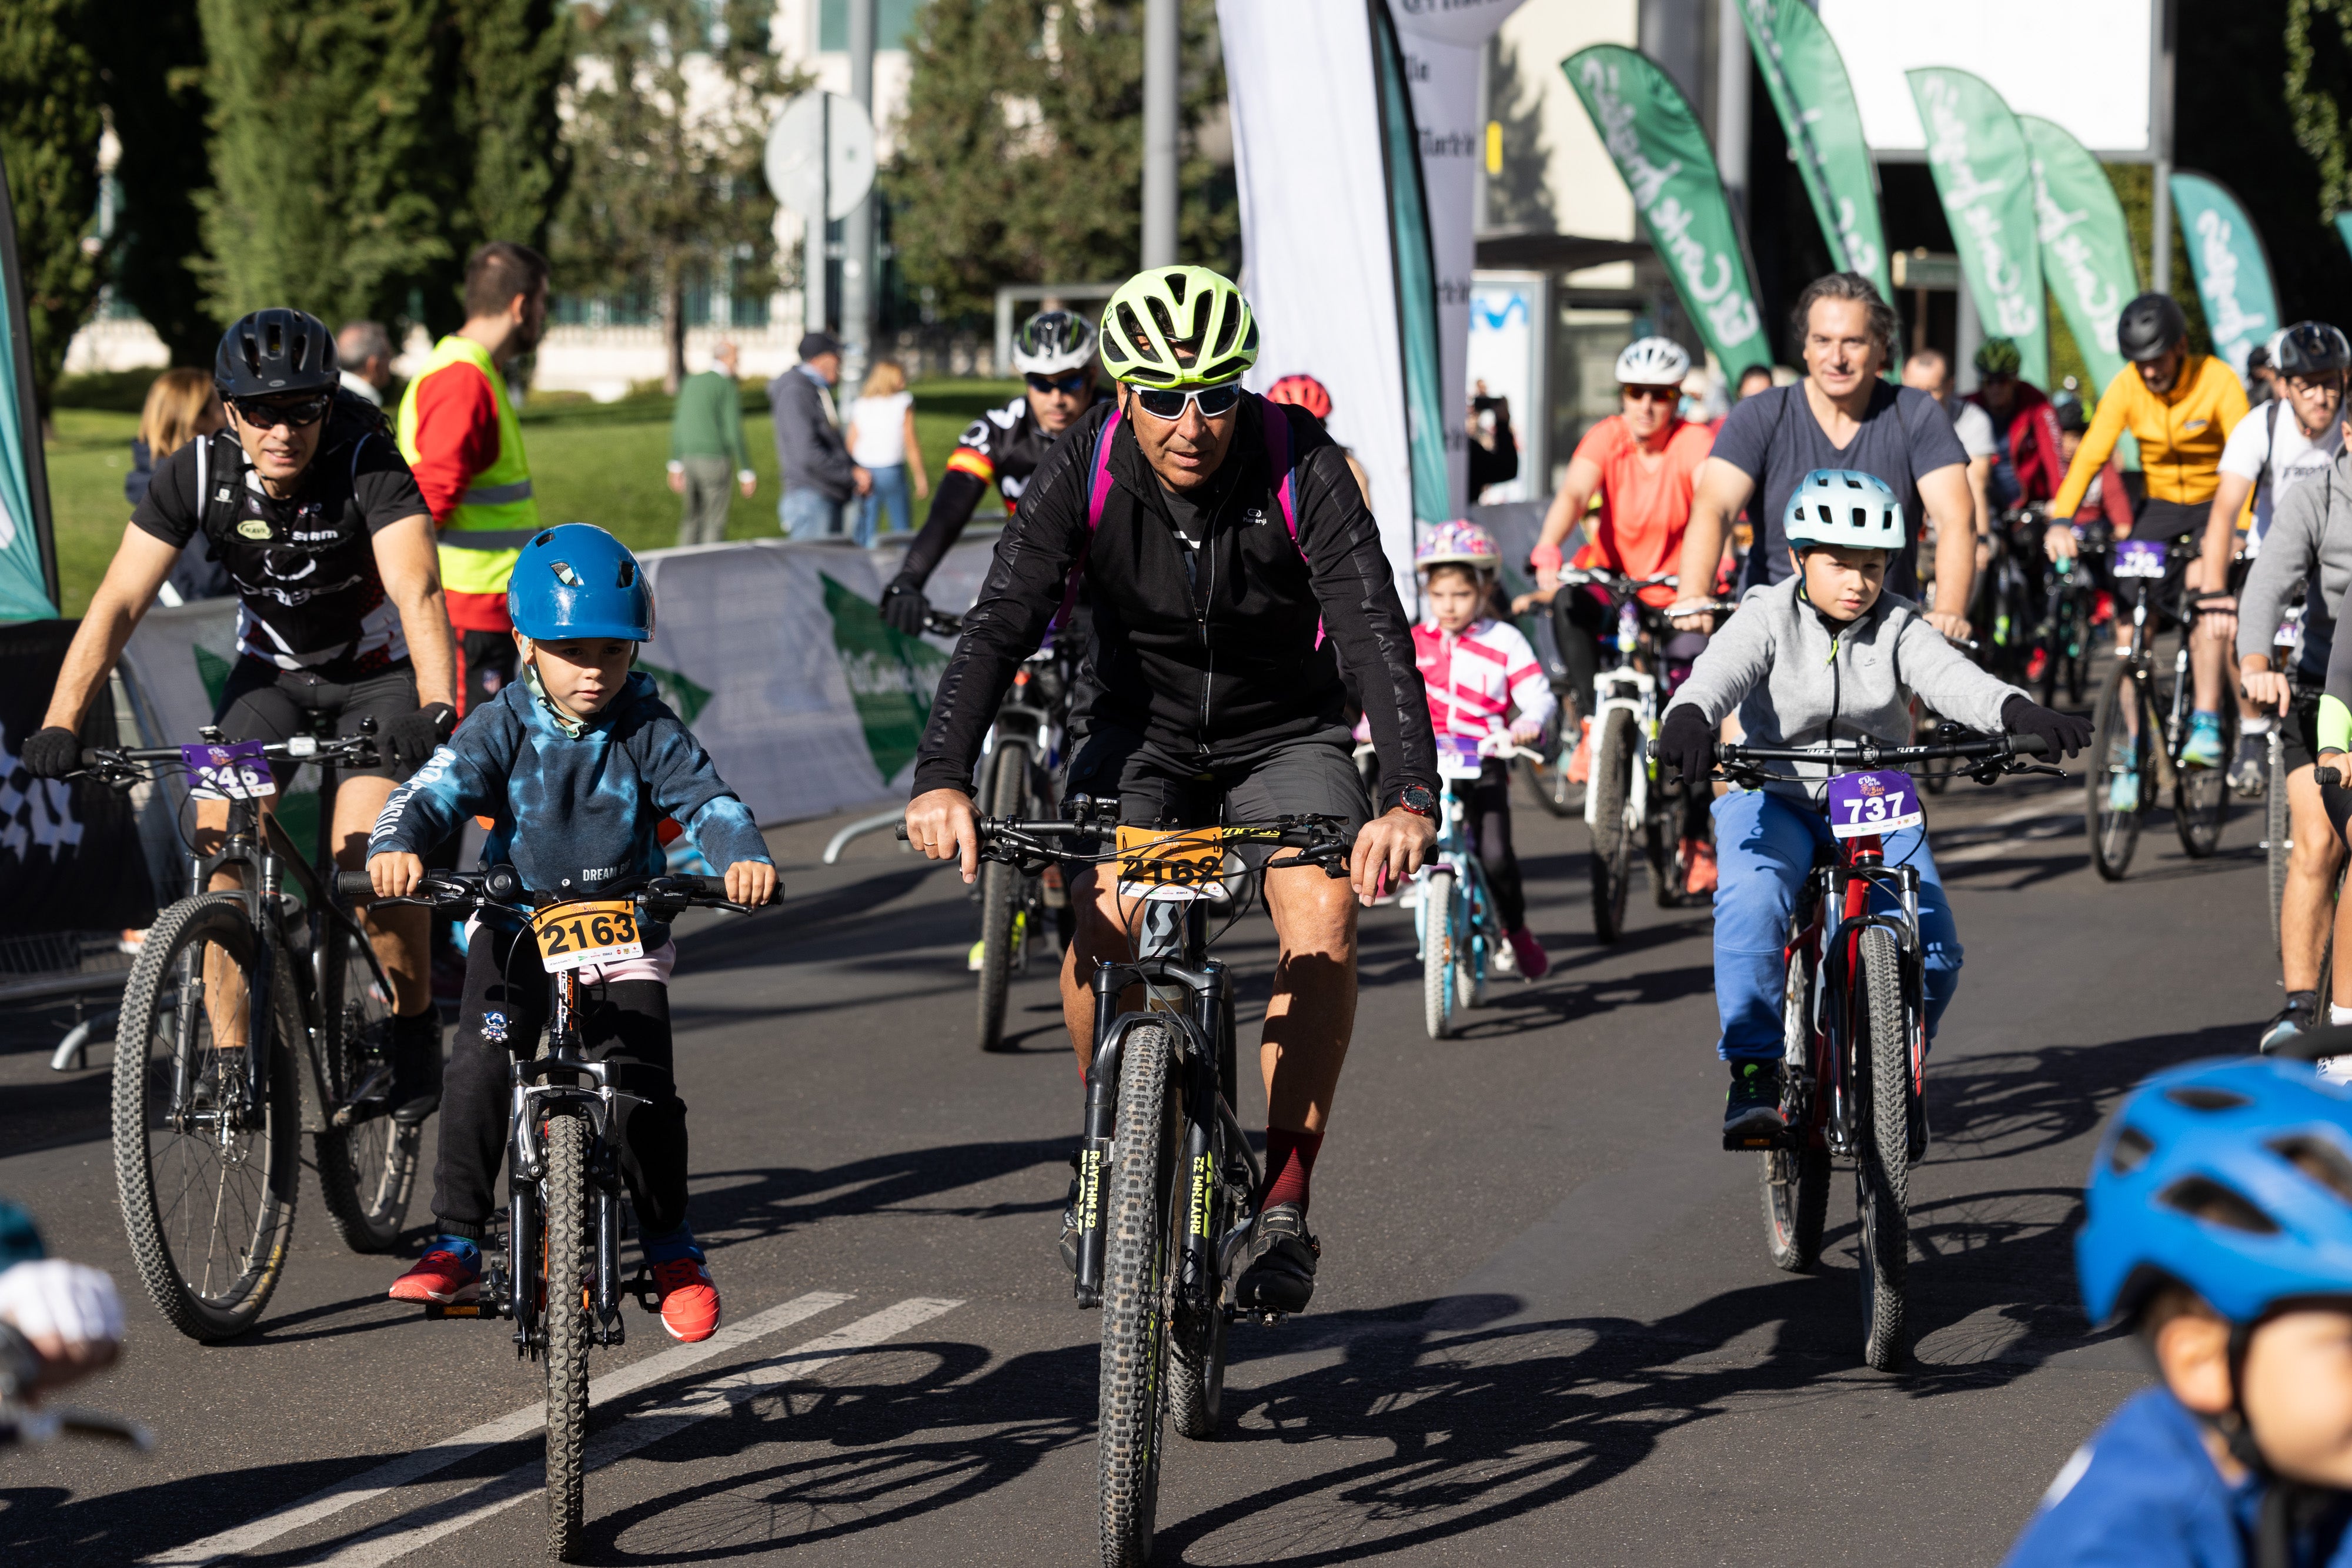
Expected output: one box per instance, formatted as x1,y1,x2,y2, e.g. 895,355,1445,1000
1825,769,1923,840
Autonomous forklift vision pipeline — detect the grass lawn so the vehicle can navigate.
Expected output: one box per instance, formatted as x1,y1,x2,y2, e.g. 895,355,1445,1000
45,377,1021,616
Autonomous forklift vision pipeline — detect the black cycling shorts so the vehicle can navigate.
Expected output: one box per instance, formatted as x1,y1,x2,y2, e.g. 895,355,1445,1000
1063,726,1373,841
215,654,420,784
2280,687,2326,777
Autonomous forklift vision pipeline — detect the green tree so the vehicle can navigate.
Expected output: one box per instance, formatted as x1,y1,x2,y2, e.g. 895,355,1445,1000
885,0,1236,320
0,0,105,416
89,0,217,368
554,0,795,392
438,0,574,337
195,0,465,331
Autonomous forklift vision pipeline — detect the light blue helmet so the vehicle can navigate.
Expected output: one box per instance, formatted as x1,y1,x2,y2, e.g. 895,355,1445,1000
507,524,654,642
2076,1056,2352,1328
1783,468,1906,551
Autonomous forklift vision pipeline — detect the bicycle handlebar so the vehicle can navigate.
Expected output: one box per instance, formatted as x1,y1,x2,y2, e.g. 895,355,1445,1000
79,731,383,783
1715,733,2051,765
342,865,773,915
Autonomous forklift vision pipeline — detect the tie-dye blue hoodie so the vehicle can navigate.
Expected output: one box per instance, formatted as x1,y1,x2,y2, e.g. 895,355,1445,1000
370,667,768,938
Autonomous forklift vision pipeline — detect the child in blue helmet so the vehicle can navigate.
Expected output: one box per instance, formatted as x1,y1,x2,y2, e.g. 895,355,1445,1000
2006,1055,2352,1567
1657,469,2090,1146
368,524,774,1342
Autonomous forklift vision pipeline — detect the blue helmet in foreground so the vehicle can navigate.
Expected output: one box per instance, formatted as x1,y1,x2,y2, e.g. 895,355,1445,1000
2076,1056,2352,1328
508,524,654,642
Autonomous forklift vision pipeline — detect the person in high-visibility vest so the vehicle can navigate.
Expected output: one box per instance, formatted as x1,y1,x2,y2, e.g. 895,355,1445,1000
399,242,550,716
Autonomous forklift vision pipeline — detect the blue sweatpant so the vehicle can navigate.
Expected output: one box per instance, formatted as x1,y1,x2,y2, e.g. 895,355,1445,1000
1710,788,1962,1063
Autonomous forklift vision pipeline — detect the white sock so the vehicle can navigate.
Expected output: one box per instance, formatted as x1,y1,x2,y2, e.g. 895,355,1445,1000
2243,717,2272,737
2330,1005,2352,1028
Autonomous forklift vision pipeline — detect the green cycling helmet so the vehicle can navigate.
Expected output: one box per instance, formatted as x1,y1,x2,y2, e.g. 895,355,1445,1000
1974,336,2023,377
1099,266,1259,388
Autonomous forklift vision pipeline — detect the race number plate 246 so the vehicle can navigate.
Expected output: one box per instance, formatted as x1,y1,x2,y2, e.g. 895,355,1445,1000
181,740,276,800
530,900,644,973
1825,770,1923,840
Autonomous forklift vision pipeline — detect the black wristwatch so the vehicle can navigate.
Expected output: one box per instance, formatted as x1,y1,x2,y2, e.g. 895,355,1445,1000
1394,784,1437,819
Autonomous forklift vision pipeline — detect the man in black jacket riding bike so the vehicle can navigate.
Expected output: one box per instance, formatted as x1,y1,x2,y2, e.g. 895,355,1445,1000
904,266,1439,1315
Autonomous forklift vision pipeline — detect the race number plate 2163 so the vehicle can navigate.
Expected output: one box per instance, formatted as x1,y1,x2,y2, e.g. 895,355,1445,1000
1825,770,1922,840
530,900,644,973
1114,825,1228,902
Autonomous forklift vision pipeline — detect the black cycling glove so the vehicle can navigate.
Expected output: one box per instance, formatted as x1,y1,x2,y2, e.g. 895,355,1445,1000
1659,704,1717,786
2001,694,2093,760
384,702,457,774
19,726,82,780
879,577,929,638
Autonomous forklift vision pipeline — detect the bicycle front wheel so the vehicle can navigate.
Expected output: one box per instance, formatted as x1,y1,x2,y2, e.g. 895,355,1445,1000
2086,662,2147,881
542,1108,592,1562
313,917,419,1253
1589,708,1637,942
975,741,1031,1051
2269,740,2291,957
1422,870,1457,1039
1520,704,1578,818
2176,698,2236,858
1098,1022,1182,1568
1762,939,1828,1273
113,894,301,1342
1855,927,1910,1371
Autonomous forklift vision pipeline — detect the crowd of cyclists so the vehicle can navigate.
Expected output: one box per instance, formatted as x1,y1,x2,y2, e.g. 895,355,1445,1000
16,249,2352,1565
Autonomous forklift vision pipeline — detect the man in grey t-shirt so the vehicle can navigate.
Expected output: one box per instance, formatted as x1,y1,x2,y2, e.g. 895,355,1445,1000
1674,273,1977,640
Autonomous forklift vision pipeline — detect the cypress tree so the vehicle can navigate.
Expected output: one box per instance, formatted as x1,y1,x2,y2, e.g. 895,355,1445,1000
439,0,573,337
0,0,105,416
90,0,218,368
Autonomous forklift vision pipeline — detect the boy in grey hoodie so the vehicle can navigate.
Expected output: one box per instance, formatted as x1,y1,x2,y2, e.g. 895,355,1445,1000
1658,469,2090,1144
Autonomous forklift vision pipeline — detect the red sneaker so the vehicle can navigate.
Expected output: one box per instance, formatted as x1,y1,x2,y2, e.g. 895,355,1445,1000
388,1245,480,1304
1682,838,1719,896
1564,718,1594,784
2023,648,2049,684
652,1256,721,1342
1505,926,1551,980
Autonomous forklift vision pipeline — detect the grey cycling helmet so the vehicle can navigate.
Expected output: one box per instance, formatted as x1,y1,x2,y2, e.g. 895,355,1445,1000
214,307,340,399
1011,309,1098,377
1784,468,1906,551
2274,320,2352,377
2116,292,2189,364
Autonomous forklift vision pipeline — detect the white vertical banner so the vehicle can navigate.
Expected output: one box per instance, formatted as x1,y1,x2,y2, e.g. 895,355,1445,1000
1220,0,1418,606
1389,0,1526,519
1466,270,1548,504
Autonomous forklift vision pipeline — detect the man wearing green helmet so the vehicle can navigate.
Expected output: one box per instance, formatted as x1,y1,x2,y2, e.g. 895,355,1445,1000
904,265,1441,1315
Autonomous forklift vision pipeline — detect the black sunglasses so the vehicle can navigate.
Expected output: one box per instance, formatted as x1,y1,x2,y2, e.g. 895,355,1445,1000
230,393,332,430
1025,371,1092,397
1131,383,1245,421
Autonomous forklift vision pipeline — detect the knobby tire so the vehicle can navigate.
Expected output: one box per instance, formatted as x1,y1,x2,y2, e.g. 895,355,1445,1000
2087,663,2147,881
543,1109,592,1562
1856,927,1910,1370
1098,1022,1181,1567
113,894,300,1342
1422,870,1457,1039
1589,709,1636,942
1763,937,1829,1273
2269,742,2291,957
975,741,1031,1051
2176,697,2236,858
313,917,419,1253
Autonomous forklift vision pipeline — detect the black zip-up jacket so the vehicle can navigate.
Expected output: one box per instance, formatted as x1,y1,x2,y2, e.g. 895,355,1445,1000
911,394,1438,809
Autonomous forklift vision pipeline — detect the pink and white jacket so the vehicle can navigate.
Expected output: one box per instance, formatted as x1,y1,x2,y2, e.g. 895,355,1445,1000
1412,617,1555,741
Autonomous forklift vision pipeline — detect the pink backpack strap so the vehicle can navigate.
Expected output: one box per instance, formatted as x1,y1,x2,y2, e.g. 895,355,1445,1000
1051,409,1124,630
1257,394,1325,647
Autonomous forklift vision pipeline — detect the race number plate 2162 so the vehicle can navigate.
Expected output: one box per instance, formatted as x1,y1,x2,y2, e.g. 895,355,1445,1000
1825,769,1922,840
530,900,644,973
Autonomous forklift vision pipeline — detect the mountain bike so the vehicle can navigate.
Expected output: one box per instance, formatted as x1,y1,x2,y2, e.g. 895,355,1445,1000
350,863,769,1562
2032,536,2097,710
1416,733,1542,1039
1972,505,2047,687
928,608,1077,1051
1563,568,1717,940
76,724,421,1342
2087,532,2237,880
936,805,1354,1567
1706,729,2062,1370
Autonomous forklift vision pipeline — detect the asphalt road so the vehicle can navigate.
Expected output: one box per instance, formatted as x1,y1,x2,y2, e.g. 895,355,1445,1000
0,760,2280,1566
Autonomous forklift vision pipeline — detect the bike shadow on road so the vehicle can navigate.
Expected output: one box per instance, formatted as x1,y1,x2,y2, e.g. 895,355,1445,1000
681,1138,1074,1249
1926,1021,2248,1168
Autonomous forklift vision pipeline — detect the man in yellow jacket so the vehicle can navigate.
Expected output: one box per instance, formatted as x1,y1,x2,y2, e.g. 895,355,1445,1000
2047,290,2249,772
397,242,550,716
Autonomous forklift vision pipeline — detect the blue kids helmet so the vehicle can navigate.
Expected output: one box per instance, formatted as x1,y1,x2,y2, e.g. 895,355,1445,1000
507,524,654,642
2076,1056,2352,1328
1783,468,1906,552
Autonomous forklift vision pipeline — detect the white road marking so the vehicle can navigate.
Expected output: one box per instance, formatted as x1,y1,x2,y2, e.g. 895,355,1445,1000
142,1290,853,1567
307,1296,964,1567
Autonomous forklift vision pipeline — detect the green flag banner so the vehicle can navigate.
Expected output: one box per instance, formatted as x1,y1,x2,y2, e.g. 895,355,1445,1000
0,146,59,621
1565,45,1771,377
1907,68,2048,387
2021,115,2140,467
1374,0,1451,527
2171,171,2278,387
1737,0,1890,307
2337,212,2352,271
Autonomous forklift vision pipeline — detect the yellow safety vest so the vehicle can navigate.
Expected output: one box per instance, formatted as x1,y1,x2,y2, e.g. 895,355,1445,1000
397,335,539,599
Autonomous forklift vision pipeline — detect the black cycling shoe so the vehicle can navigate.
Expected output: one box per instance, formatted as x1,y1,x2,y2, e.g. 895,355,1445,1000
1723,1061,1785,1149
1234,1202,1319,1315
389,1011,445,1125
2263,991,2322,1055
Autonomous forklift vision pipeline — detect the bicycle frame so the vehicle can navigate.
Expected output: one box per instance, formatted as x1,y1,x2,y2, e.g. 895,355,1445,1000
1782,834,1926,1160
1583,664,1656,835
1416,773,1495,968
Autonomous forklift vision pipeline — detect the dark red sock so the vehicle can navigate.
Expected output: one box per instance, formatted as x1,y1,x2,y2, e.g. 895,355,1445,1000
1261,1127,1324,1212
